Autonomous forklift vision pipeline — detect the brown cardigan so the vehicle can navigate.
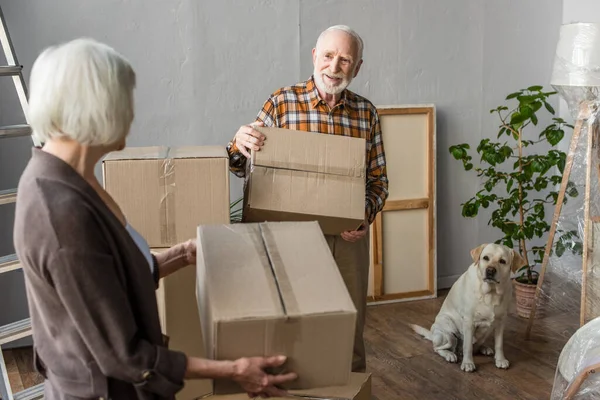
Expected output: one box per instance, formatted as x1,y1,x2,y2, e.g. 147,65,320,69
13,148,187,399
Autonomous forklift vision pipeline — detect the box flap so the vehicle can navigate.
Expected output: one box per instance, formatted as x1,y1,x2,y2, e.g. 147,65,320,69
252,127,366,178
207,372,371,399
260,222,357,317
103,145,227,161
197,222,356,321
197,224,285,320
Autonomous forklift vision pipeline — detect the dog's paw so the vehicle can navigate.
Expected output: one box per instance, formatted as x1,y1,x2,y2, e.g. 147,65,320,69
437,350,457,363
461,361,476,372
495,358,510,369
479,346,494,356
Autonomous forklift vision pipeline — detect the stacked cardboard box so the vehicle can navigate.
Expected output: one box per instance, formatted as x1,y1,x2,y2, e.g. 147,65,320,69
196,221,357,395
243,127,366,235
103,145,230,400
103,143,373,399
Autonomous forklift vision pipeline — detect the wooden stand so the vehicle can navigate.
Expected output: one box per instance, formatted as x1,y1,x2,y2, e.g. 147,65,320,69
563,362,600,399
525,102,599,338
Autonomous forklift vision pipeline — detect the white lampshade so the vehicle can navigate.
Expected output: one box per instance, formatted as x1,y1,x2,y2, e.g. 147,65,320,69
551,22,600,87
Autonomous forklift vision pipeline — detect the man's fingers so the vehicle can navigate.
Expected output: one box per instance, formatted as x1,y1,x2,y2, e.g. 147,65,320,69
238,145,251,158
244,126,266,140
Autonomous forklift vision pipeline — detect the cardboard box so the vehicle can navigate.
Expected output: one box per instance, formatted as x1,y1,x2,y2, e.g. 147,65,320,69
206,372,372,400
196,221,357,395
154,248,213,400
102,146,230,248
242,127,366,235
102,145,230,400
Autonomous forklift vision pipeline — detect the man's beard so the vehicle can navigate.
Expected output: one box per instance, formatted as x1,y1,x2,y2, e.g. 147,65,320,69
313,68,353,95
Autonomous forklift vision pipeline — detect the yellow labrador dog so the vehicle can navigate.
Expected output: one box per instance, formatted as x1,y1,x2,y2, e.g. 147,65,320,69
410,243,526,372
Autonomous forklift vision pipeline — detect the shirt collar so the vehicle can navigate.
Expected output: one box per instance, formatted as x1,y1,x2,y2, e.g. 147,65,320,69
307,75,353,115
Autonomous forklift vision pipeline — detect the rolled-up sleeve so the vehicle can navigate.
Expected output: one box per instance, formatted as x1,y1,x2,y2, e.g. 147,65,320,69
49,249,187,397
365,112,389,224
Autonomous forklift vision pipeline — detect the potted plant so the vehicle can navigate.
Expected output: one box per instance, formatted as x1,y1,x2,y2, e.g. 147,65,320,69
230,196,243,223
449,86,582,318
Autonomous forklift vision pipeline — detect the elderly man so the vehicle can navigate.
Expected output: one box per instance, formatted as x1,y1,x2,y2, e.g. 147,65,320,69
226,25,388,373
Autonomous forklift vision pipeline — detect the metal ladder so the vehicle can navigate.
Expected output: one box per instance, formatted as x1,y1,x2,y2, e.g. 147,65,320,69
0,5,43,400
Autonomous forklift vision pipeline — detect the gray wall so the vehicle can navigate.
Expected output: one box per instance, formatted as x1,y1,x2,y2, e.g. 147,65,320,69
0,0,565,323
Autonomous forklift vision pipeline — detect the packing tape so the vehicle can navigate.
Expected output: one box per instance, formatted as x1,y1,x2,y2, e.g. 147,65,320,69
159,147,177,244
258,223,300,317
255,223,301,368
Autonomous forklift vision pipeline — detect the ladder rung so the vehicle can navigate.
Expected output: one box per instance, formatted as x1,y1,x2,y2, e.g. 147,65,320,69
0,188,17,205
0,318,32,346
13,383,44,400
0,124,31,139
0,65,21,76
0,254,20,274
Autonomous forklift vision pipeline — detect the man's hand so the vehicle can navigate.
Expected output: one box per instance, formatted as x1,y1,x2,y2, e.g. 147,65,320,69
233,122,266,158
341,216,369,242
231,355,297,398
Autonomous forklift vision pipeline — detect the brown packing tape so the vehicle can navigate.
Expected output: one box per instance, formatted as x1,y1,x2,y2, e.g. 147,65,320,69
259,223,300,316
159,147,177,245
256,223,301,376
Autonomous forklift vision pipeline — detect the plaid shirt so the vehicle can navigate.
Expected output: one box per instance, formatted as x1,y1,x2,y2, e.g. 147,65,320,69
228,75,388,225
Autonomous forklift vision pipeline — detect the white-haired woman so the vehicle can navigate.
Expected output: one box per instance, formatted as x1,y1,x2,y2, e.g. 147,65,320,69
12,38,296,400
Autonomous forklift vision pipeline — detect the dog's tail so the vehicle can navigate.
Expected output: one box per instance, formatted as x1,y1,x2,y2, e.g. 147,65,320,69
409,324,433,341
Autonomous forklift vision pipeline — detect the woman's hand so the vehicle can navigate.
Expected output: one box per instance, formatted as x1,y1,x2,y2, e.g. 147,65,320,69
232,355,297,398
181,239,196,266
185,355,297,398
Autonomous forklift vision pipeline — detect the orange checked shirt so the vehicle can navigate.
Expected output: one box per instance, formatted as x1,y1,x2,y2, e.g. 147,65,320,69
227,75,389,225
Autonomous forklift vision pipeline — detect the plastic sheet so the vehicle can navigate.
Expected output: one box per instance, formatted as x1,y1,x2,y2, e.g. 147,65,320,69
542,22,600,399
552,317,600,399
551,23,600,88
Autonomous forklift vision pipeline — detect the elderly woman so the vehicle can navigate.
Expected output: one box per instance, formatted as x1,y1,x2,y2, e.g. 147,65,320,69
12,38,296,399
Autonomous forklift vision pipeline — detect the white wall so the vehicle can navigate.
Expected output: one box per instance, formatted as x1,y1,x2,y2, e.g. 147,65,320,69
0,0,565,321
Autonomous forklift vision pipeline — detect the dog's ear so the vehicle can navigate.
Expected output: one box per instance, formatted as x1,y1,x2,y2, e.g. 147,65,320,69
470,244,487,264
510,250,528,273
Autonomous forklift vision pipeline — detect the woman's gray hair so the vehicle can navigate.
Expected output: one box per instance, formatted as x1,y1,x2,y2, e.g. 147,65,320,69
316,25,364,61
27,38,136,146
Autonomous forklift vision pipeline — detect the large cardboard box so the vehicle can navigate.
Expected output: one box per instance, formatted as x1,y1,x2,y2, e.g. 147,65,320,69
242,127,366,235
207,372,372,400
102,145,230,400
102,146,230,248
154,248,213,400
196,221,357,395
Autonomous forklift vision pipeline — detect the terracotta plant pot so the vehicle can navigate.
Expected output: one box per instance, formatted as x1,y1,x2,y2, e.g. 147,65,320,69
513,279,546,319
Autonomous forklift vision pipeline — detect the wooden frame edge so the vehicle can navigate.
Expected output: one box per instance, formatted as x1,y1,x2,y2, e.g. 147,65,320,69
369,105,437,302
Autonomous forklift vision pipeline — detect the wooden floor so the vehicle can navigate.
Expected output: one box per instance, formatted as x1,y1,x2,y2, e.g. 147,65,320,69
2,290,576,399
2,346,43,395
365,290,577,400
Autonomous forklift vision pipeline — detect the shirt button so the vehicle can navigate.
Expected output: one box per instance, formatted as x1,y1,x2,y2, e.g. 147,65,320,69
142,370,154,380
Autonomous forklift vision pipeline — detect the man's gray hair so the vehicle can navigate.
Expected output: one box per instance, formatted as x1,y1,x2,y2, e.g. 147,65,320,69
27,38,136,146
316,25,364,61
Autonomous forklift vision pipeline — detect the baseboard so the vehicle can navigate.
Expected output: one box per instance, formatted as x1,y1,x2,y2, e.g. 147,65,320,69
437,274,461,290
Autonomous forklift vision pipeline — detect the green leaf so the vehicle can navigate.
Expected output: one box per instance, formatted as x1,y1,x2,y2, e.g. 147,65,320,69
465,163,473,171
556,241,566,257
506,92,521,100
531,113,538,126
520,105,534,118
527,85,543,91
544,101,556,114
518,95,538,104
510,113,529,125
507,178,514,193
462,202,479,218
